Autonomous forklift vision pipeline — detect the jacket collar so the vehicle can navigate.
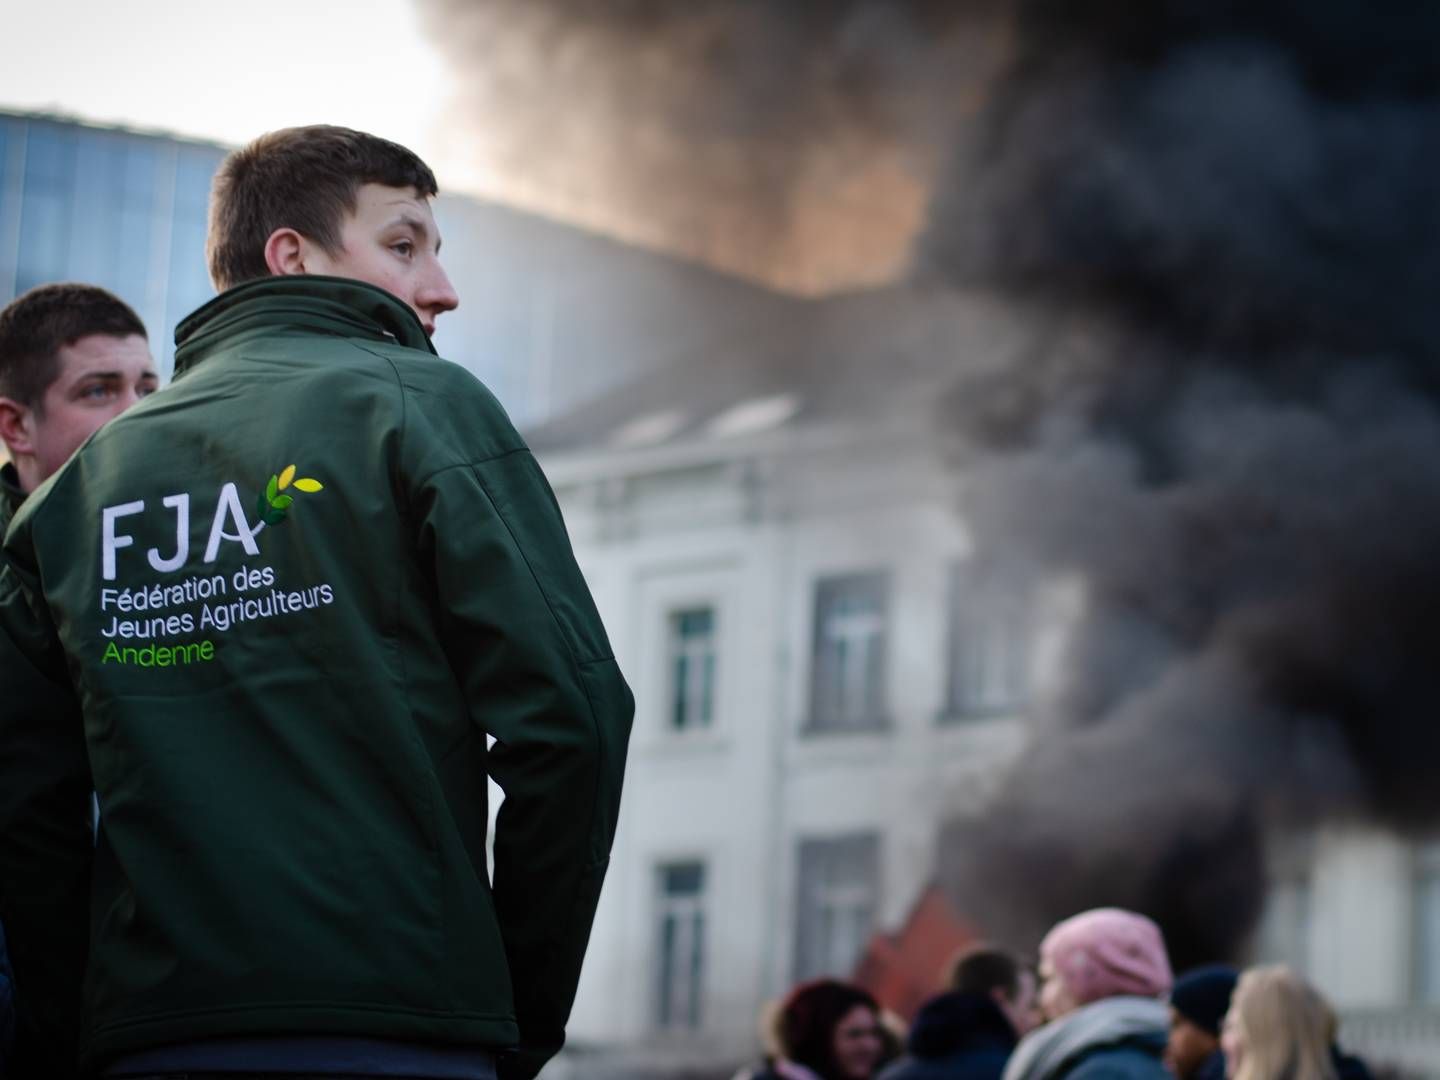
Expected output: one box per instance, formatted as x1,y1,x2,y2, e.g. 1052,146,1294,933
1002,996,1169,1080
173,275,436,377
0,461,25,531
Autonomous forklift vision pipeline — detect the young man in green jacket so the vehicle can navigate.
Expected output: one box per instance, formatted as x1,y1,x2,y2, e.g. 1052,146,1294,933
0,284,157,1076
0,127,633,1080
0,283,157,535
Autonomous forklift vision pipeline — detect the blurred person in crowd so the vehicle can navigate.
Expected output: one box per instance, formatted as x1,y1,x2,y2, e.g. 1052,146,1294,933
877,1009,908,1072
0,283,154,1076
733,997,789,1080
1002,908,1173,1080
878,944,1036,1080
1306,980,1373,1080
1164,965,1237,1080
1220,966,1336,1080
950,944,1042,1037
0,126,632,1080
745,979,888,1080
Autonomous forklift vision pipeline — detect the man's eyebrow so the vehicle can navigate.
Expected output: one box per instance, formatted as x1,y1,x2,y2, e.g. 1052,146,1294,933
71,369,160,383
385,212,442,253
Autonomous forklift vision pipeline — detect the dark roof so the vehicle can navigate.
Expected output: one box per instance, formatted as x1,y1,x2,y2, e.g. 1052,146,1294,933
432,194,808,428
0,107,232,154
526,283,1030,455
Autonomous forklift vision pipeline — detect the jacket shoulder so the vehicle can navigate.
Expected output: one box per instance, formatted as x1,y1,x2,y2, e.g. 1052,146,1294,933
378,348,527,476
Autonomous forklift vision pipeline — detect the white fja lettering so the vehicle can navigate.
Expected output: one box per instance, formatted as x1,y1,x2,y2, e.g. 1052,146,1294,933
147,494,190,572
203,483,261,563
101,501,145,582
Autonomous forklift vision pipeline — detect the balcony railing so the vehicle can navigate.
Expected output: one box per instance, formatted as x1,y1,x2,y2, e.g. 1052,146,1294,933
1339,1007,1440,1079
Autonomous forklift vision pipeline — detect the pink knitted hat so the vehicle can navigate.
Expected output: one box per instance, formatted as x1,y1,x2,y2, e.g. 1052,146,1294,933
1041,908,1174,1005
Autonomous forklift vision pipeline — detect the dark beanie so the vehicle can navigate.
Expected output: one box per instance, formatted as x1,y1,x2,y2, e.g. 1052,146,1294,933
1170,965,1239,1037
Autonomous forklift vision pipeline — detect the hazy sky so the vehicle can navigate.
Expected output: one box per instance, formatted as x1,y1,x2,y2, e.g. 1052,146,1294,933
0,0,459,180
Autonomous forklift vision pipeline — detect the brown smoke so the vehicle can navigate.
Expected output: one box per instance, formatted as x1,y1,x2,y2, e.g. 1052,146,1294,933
416,0,1012,293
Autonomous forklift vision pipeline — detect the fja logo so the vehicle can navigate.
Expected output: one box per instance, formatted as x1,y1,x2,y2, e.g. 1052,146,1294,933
101,465,324,582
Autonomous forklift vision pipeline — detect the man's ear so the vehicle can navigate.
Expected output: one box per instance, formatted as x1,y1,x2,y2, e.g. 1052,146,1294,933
263,228,310,277
0,396,34,457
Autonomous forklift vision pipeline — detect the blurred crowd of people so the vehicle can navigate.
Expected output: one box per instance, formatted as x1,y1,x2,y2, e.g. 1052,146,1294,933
732,908,1372,1080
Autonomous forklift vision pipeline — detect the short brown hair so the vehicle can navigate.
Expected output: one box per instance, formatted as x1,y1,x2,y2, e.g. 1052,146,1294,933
948,943,1023,999
207,125,439,291
0,284,147,409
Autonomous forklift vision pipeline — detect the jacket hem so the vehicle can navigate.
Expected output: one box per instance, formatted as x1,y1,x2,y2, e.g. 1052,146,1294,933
82,1006,519,1074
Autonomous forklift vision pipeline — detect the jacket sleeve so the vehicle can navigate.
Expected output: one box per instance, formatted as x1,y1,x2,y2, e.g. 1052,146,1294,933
0,543,92,1080
411,437,633,1080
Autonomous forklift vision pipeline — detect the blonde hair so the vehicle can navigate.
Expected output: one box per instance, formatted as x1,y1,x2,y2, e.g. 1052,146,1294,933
1229,966,1338,1080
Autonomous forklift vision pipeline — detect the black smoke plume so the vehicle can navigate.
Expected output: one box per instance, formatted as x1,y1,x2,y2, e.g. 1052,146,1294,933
930,0,1440,970
418,0,1440,969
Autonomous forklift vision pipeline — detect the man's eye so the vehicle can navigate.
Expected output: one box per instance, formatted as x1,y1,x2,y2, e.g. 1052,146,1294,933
137,384,158,398
81,384,114,400
392,241,414,257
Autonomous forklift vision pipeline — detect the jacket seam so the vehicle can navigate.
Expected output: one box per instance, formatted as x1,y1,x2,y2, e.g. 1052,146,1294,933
463,458,607,982
370,343,453,1006
352,342,527,486
463,457,590,677
416,449,530,490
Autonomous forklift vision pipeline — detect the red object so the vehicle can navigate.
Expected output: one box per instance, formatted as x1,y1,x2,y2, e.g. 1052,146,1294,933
853,884,979,1022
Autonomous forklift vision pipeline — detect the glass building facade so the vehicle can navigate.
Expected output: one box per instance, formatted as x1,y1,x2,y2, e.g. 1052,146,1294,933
0,111,227,377
0,109,799,429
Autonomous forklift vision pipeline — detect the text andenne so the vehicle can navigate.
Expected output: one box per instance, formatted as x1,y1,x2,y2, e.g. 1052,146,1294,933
99,482,336,665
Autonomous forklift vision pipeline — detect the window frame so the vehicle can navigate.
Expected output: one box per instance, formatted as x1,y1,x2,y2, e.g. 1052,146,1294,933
653,858,708,1032
666,605,718,734
806,570,891,734
942,563,1034,722
1253,832,1315,974
1412,840,1440,1004
792,832,881,983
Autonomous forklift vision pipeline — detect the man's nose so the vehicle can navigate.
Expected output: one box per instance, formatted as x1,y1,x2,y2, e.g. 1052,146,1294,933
111,387,143,415
419,262,459,316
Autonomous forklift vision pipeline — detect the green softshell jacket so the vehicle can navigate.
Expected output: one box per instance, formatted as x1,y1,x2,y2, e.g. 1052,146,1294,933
0,465,93,1078
0,276,633,1079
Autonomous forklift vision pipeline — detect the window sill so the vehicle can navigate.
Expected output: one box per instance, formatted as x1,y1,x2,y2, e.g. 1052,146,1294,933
936,706,1027,725
638,731,733,757
800,717,893,737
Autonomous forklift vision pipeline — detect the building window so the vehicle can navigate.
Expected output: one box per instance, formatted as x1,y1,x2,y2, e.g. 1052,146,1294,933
655,860,706,1030
17,125,77,293
794,833,880,982
809,572,889,732
668,607,716,732
945,567,1032,719
1254,834,1313,973
1414,842,1440,1003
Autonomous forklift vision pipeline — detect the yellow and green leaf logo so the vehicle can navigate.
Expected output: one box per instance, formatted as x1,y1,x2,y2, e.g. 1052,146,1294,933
255,464,324,526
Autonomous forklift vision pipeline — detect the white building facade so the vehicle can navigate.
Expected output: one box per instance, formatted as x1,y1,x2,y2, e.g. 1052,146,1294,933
543,412,1026,1073
533,400,1440,1078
